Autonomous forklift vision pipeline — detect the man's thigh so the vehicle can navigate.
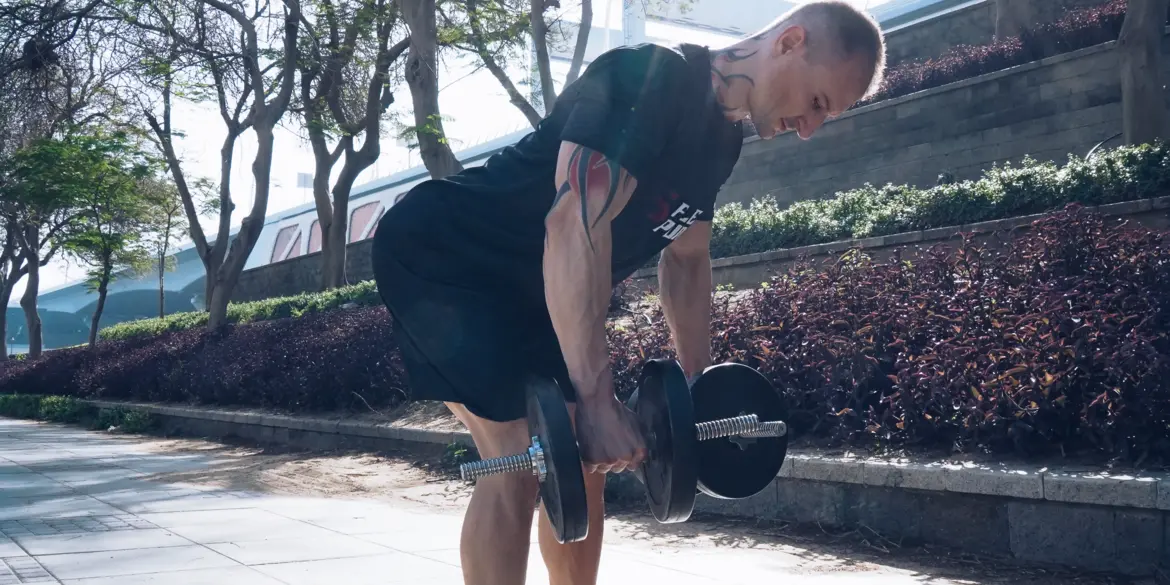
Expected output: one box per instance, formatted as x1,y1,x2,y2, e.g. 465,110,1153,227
372,233,574,423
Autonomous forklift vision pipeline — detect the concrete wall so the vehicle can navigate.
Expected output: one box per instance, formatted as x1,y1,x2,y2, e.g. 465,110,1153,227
716,36,1170,210
884,1,995,65
230,240,376,303
883,0,1114,66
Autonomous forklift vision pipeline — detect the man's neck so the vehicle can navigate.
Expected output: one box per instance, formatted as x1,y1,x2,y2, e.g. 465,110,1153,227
709,39,760,121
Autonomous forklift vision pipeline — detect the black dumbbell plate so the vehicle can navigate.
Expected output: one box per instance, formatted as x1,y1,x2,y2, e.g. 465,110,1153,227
633,359,698,523
526,377,589,544
691,363,789,499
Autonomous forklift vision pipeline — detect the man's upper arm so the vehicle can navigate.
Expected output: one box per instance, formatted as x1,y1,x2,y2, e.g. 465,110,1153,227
547,140,639,238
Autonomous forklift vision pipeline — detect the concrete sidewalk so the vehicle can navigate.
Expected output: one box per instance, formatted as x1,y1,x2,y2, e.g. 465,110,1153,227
0,418,1117,584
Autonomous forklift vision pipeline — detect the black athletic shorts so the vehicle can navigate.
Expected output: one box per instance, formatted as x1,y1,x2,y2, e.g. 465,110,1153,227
370,187,576,423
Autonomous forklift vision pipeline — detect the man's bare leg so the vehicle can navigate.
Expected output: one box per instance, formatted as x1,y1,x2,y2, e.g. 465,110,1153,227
537,457,606,585
446,402,541,585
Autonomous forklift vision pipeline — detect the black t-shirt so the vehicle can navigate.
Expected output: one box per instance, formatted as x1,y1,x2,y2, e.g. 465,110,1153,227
386,42,744,305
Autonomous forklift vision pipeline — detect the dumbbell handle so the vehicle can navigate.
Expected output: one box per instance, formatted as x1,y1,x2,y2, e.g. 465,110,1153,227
460,436,547,482
459,416,787,482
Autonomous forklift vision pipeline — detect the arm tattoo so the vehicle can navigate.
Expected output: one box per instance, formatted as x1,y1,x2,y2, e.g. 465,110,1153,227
548,145,631,251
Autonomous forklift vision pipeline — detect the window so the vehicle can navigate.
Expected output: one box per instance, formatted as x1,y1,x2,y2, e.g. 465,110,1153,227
269,226,299,263
308,220,322,253
349,202,382,243
286,232,303,259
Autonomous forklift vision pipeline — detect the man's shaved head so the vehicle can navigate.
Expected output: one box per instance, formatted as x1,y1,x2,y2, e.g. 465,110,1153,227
710,1,888,140
755,1,887,99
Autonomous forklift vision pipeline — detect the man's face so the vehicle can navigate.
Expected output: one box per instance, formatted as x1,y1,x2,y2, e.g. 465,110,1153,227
746,26,870,141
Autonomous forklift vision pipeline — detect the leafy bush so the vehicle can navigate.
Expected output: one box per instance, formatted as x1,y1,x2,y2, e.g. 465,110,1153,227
9,206,1169,460
0,392,158,433
0,394,45,419
101,280,380,342
709,143,1170,260
856,0,1132,109
612,204,1170,461
4,306,409,414
38,395,86,423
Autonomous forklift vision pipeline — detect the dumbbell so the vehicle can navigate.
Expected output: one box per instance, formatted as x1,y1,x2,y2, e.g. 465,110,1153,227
458,360,790,542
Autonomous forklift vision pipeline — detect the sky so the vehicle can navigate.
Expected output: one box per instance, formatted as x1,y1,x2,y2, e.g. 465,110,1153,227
14,0,898,304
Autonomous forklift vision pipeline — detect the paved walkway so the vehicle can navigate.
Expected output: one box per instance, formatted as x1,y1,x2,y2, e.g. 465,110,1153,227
0,418,1120,584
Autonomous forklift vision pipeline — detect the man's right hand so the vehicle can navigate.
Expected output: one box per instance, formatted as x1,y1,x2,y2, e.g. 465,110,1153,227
573,394,648,474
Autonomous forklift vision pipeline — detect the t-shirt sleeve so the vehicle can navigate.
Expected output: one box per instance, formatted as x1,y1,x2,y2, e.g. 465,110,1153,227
556,46,690,181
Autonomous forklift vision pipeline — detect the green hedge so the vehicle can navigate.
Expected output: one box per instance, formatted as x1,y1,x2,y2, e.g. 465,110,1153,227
0,394,156,433
709,143,1170,258
100,280,380,342
100,143,1169,343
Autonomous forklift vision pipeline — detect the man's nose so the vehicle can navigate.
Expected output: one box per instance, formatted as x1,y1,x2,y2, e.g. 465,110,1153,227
798,113,828,140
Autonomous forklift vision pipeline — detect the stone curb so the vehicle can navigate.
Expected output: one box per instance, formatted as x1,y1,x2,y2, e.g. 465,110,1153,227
82,399,1170,512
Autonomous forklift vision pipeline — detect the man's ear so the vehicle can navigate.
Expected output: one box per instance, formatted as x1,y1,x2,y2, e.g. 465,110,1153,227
774,24,807,57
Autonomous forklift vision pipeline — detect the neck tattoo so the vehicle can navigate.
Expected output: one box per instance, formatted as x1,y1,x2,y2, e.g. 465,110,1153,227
710,46,757,113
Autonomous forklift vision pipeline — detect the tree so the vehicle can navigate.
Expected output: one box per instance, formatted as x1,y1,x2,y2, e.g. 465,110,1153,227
444,1,688,130
60,132,155,347
1118,0,1169,146
119,0,302,328
0,135,91,359
0,4,135,358
440,0,591,128
401,0,464,178
138,176,188,319
297,0,410,290
994,0,1033,40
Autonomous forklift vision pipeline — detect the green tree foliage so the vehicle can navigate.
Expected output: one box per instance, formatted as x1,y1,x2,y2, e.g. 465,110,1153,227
57,130,159,347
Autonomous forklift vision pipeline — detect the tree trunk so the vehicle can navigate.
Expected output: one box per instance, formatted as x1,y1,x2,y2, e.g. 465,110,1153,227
88,259,111,348
321,199,348,290
308,129,344,291
158,235,168,319
478,49,544,127
995,0,1033,39
0,285,11,360
530,0,557,112
20,251,41,359
210,121,280,328
321,162,363,289
564,0,592,87
1119,0,1170,146
402,0,463,178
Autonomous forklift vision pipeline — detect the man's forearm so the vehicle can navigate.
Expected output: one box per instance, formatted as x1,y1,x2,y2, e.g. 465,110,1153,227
543,143,636,402
659,248,713,379
544,215,614,402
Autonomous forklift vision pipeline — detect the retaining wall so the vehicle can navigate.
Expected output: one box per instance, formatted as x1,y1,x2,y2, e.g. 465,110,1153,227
629,197,1170,291
717,36,1170,209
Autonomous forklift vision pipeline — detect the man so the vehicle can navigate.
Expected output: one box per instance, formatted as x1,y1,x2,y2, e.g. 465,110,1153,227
371,2,886,583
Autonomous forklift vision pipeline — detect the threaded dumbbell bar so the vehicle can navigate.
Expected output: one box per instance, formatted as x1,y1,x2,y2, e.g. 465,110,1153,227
460,415,784,482
740,420,787,438
460,436,547,482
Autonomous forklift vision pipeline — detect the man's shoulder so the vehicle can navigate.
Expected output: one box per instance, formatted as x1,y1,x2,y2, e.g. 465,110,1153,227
588,42,691,80
558,42,705,115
